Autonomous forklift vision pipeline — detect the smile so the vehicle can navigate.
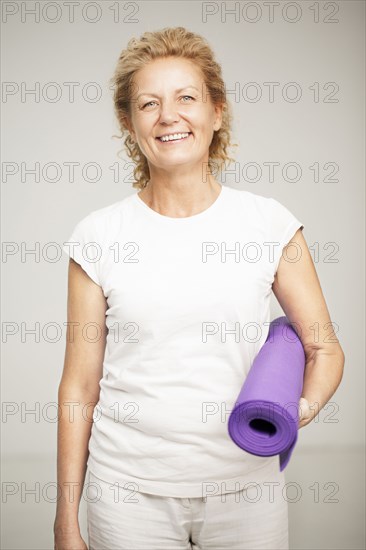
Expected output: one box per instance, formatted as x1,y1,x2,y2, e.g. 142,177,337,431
156,132,192,143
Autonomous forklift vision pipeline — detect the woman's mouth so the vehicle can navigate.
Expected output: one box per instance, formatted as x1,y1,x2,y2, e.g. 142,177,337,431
156,132,192,144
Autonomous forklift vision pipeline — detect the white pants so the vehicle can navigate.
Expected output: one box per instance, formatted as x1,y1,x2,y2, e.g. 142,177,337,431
86,468,289,550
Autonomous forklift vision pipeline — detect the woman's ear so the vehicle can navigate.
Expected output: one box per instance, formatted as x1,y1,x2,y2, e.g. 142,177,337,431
213,103,223,132
123,116,136,142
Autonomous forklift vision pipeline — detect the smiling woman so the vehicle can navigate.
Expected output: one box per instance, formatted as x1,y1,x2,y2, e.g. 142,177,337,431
56,26,345,550
110,27,237,199
125,55,220,182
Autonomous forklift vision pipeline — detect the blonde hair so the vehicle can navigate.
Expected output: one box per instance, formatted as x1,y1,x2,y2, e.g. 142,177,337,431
109,26,237,190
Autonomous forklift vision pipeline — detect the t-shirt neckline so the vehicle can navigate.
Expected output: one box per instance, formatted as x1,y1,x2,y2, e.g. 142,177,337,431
133,184,226,223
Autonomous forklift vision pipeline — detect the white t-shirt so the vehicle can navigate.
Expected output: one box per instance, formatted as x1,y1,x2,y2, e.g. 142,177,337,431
62,184,304,498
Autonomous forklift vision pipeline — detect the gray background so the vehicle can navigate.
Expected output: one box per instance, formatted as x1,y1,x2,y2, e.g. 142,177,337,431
2,1,365,548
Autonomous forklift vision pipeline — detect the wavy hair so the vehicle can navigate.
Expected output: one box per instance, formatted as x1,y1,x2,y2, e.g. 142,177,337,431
109,26,237,190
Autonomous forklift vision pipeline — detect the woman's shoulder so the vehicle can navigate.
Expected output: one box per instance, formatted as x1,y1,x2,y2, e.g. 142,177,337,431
225,185,297,212
85,192,136,224
67,192,137,245
224,186,303,232
224,185,274,214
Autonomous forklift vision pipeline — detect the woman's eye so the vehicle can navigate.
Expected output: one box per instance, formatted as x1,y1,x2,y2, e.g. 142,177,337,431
142,101,156,109
142,96,194,109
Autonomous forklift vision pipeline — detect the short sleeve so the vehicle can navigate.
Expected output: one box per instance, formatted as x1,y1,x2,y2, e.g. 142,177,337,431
268,198,304,277
62,213,103,287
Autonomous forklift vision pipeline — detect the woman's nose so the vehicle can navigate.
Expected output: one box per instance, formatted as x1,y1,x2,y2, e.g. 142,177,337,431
158,100,180,123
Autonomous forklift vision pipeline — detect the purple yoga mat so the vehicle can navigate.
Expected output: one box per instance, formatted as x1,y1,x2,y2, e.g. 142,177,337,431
228,316,306,471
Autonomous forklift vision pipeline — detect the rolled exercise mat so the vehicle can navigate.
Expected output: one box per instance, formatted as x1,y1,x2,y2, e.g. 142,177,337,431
228,316,306,471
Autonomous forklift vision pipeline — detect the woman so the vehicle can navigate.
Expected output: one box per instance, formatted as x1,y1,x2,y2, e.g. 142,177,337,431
54,27,345,550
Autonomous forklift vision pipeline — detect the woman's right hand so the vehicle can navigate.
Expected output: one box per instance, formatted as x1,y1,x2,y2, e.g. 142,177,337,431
54,527,88,550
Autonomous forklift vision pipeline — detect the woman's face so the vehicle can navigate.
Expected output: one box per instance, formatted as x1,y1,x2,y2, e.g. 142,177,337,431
126,56,223,171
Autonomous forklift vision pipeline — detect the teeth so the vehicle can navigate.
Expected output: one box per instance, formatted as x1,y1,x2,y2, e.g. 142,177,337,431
160,132,190,142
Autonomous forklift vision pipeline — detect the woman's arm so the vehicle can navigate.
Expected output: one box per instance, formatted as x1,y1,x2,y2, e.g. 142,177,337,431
54,258,107,540
272,228,345,429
